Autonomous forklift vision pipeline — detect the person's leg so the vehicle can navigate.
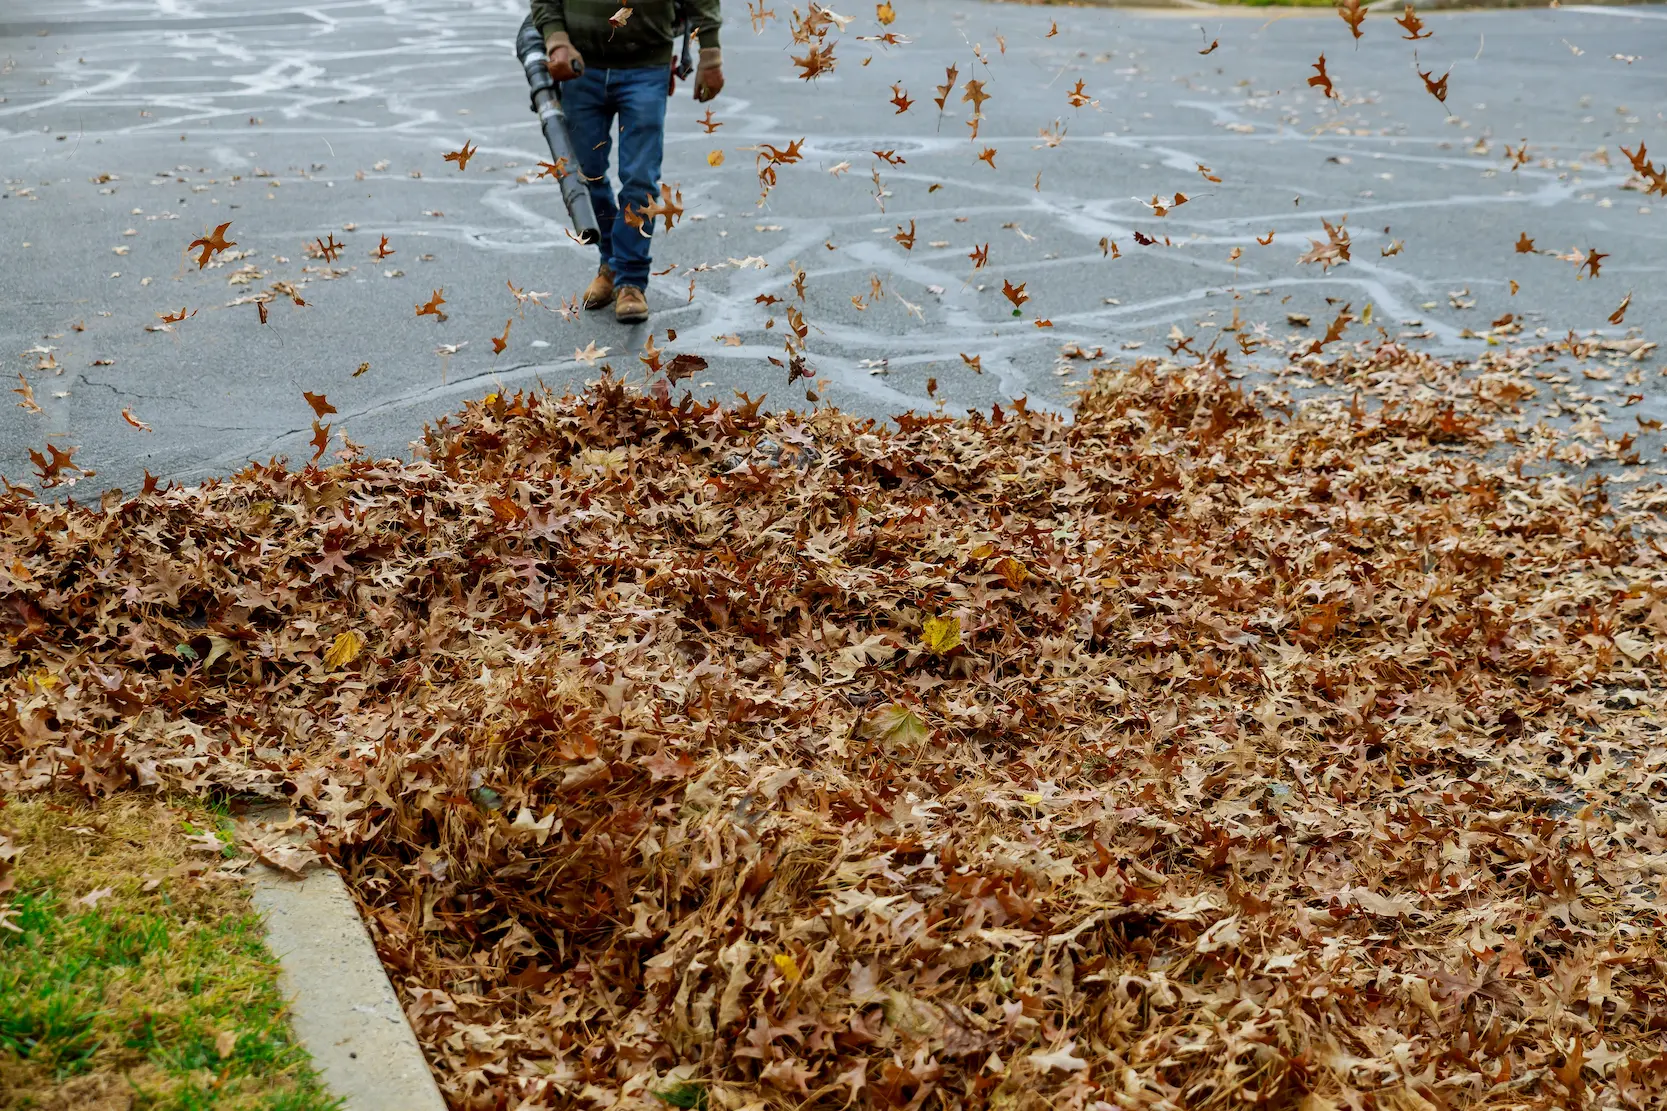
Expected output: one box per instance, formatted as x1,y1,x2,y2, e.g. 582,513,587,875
606,66,670,291
557,67,618,274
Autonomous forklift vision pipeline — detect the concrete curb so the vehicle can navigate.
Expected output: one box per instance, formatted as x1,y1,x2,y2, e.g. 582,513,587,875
244,809,447,1111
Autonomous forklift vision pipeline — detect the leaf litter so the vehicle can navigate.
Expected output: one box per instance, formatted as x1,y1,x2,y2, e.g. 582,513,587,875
4,332,1667,1109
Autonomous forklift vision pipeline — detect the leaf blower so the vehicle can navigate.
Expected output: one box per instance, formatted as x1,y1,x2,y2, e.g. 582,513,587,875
514,15,600,245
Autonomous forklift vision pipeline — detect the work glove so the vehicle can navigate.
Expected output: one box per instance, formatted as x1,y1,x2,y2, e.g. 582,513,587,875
544,31,584,81
694,47,724,102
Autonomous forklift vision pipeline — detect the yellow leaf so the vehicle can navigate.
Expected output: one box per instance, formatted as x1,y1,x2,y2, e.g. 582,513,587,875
995,556,1028,590
876,1,895,24
920,615,960,655
323,630,364,670
773,952,802,983
707,150,725,167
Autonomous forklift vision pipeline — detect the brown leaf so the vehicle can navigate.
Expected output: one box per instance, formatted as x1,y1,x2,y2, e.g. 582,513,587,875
443,140,477,171
187,221,236,268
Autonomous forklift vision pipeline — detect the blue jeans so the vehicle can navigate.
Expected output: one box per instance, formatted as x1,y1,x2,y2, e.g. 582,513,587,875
560,65,668,289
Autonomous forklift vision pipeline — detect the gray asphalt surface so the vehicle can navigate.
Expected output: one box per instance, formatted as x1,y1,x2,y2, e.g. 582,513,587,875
3,0,1666,496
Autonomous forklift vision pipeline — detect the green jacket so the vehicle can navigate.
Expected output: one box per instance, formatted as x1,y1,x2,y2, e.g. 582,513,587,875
531,0,721,70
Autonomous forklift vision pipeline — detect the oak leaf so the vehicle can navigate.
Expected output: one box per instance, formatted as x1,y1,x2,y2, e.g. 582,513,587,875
443,140,477,171
1396,3,1431,39
416,289,447,320
188,221,236,268
1419,65,1449,104
1308,54,1336,99
1338,0,1367,41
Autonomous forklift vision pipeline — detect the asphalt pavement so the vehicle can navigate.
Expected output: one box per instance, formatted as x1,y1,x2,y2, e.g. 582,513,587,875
3,0,1666,495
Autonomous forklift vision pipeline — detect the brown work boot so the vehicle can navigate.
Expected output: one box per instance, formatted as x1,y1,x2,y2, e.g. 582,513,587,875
583,263,615,310
614,284,648,324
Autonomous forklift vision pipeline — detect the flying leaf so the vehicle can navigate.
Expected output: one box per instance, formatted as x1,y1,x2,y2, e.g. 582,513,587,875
1515,232,1535,253
1001,279,1029,308
121,407,152,431
1257,230,1275,245
1066,79,1095,108
698,108,723,134
575,341,610,366
1609,292,1632,324
1197,162,1222,183
158,307,196,324
893,220,916,249
977,147,997,168
444,140,478,171
353,362,370,377
876,2,895,25
708,150,725,166
375,235,394,259
1308,54,1336,99
1338,0,1367,41
792,42,837,80
889,83,913,113
639,182,686,231
313,234,343,263
309,420,331,463
1579,247,1607,279
537,158,569,180
303,391,337,418
492,319,512,355
1418,66,1449,104
324,630,364,669
1199,38,1219,56
1298,216,1351,270
609,6,633,27
187,221,236,268
960,352,983,373
932,65,958,111
29,443,84,487
416,289,448,320
1396,3,1431,39
968,243,990,269
666,353,708,383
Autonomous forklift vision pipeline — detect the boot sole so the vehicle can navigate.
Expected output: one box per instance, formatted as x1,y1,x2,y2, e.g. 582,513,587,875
583,293,615,310
615,307,648,324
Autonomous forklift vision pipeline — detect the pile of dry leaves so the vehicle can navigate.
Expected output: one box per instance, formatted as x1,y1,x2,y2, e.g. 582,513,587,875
4,343,1667,1111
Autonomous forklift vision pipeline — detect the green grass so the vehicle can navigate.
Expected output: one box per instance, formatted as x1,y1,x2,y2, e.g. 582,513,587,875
0,798,340,1111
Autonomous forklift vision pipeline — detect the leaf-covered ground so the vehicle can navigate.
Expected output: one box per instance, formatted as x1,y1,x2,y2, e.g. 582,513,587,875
3,345,1666,1110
